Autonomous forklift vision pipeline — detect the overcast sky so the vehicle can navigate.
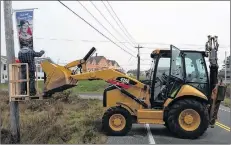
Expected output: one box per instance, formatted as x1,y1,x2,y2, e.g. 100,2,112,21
1,1,230,71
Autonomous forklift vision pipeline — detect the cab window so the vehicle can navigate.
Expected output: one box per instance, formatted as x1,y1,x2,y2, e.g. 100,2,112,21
184,52,208,83
171,46,184,80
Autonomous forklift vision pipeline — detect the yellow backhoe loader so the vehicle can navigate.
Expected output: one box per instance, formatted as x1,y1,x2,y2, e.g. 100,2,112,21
11,35,227,139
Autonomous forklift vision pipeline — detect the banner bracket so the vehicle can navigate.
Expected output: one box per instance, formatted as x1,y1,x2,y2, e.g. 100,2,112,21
13,8,38,13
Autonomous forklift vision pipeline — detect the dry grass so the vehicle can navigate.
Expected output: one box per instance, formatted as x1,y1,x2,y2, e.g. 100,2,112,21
223,97,230,108
0,90,107,144
222,85,231,108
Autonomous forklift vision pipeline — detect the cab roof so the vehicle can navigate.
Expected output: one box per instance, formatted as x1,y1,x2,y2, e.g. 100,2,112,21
150,48,207,58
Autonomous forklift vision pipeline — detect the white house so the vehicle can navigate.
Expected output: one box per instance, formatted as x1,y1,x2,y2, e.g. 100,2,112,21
34,57,53,80
1,56,52,83
1,56,8,83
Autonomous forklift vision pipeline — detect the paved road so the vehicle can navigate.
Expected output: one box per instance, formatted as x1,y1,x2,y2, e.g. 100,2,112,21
79,94,231,144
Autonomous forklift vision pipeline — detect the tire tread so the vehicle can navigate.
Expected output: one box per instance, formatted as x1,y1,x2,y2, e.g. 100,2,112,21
102,106,132,136
167,99,209,139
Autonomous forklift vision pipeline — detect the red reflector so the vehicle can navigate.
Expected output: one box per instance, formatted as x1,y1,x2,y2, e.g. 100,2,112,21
15,59,20,63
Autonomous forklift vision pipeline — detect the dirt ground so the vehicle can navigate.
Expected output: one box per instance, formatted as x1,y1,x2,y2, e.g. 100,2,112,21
0,90,107,144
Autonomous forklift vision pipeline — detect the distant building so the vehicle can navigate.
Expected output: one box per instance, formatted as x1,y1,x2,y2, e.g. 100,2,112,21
126,69,137,76
34,57,53,80
1,56,8,83
126,69,146,78
218,55,230,84
86,53,123,72
144,67,169,79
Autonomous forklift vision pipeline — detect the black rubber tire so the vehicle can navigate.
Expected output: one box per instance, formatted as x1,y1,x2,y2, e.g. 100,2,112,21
167,99,209,139
102,106,132,136
164,122,170,131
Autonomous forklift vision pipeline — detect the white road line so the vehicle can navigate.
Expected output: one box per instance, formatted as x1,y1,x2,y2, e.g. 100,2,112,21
219,108,230,112
145,124,156,144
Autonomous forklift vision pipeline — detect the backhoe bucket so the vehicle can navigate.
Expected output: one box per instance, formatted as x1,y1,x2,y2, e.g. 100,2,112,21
40,60,78,96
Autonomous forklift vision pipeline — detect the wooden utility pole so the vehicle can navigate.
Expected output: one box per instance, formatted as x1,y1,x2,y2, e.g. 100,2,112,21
135,45,143,80
0,30,1,84
4,1,20,143
230,47,231,99
225,51,227,85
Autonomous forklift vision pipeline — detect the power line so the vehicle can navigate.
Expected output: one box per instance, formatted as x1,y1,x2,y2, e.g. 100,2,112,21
77,1,136,53
141,46,230,50
57,0,136,58
102,1,136,47
34,36,230,49
90,1,135,49
140,43,230,48
106,1,137,45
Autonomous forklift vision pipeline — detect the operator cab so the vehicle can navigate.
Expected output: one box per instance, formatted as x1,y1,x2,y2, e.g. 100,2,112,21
148,45,209,109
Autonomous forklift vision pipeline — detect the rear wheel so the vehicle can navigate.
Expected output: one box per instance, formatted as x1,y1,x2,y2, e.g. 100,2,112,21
102,106,132,136
167,99,209,139
164,122,170,131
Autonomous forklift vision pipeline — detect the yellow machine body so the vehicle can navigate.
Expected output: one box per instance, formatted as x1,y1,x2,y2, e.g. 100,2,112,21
40,56,209,125
38,46,225,139
164,85,208,107
137,109,164,124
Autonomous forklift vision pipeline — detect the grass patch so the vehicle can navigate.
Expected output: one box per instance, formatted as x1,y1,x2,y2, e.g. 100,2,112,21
221,84,231,108
0,83,8,90
1,73,148,95
71,80,109,94
0,90,107,144
222,97,230,108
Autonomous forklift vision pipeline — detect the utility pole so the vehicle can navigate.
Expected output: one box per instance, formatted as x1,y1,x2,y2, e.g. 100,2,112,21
4,1,20,143
230,47,231,99
135,44,143,80
225,51,227,85
0,30,1,84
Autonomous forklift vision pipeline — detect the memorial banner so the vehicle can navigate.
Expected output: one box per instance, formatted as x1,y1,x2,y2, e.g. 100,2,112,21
15,10,34,49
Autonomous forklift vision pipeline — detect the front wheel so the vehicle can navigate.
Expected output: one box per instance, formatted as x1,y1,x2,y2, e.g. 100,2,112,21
102,106,132,136
167,99,209,139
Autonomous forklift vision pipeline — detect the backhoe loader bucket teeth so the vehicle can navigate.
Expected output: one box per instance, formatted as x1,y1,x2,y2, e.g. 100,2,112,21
40,60,78,96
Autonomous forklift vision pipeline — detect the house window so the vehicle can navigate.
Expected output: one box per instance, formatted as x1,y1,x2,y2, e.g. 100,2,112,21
2,75,4,79
5,75,7,79
4,64,6,70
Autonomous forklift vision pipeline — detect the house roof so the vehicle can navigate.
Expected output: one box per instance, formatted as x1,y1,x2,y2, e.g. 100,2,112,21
108,60,120,67
87,56,106,64
86,55,121,68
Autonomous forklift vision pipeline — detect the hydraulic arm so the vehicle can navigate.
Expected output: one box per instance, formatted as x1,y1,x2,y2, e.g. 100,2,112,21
40,47,151,108
205,35,227,126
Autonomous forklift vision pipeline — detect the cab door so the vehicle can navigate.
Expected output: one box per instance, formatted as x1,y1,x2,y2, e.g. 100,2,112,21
167,45,185,98
169,45,184,80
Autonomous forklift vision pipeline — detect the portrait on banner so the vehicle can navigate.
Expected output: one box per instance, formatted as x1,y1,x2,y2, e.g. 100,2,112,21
15,10,34,49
